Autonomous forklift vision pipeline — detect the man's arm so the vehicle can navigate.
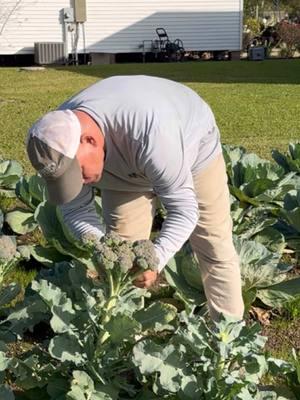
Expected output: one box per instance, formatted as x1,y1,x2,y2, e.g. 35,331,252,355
139,128,199,272
59,185,105,240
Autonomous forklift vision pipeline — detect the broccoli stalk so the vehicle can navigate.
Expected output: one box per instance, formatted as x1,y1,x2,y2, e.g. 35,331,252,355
82,232,159,351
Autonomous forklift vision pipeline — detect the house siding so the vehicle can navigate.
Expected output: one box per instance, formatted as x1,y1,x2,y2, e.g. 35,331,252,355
0,0,243,55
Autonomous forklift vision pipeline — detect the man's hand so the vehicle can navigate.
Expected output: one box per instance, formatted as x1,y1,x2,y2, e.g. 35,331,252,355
133,270,158,288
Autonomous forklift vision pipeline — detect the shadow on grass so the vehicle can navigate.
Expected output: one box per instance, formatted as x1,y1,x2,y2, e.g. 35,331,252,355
52,59,300,85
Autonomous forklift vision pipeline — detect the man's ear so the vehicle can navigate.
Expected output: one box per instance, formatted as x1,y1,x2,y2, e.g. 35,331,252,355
81,132,97,146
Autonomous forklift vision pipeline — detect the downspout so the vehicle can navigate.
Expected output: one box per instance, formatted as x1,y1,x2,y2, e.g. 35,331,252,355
240,0,244,51
63,19,69,63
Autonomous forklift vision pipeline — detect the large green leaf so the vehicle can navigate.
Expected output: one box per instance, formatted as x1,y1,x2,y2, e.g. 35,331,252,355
243,178,276,198
15,175,46,210
241,153,284,182
34,201,91,265
222,144,246,168
272,142,300,174
0,159,23,192
105,314,141,344
224,146,294,213
29,245,70,267
34,201,70,247
257,277,300,308
134,301,177,331
5,209,37,235
47,377,70,399
0,189,17,198
229,185,260,206
0,384,15,400
0,283,21,307
164,255,206,309
32,280,76,333
284,190,300,211
243,289,257,314
256,172,296,205
67,371,113,400
234,237,290,291
49,333,85,365
55,207,86,250
280,208,300,233
233,207,276,240
254,227,286,254
133,340,189,393
289,142,300,161
6,297,49,336
222,145,246,186
0,351,12,371
180,245,204,291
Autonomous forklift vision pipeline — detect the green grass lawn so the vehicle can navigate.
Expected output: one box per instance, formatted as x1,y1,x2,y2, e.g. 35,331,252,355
0,59,300,173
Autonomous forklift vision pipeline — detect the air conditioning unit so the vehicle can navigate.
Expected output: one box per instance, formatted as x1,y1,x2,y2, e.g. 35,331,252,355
34,42,65,65
248,46,265,61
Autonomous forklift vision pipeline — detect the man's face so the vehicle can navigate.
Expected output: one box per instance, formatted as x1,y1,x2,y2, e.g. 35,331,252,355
76,135,104,185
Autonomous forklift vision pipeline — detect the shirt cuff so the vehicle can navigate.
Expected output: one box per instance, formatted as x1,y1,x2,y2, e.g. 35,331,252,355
153,244,173,273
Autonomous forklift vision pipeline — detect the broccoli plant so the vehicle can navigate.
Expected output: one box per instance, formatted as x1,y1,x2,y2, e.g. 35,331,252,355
3,252,177,399
0,234,18,284
0,234,23,315
1,234,177,398
133,313,292,399
82,232,159,347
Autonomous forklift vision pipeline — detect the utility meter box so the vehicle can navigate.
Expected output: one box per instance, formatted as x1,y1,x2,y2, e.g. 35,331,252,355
73,0,87,22
63,7,74,23
248,46,265,61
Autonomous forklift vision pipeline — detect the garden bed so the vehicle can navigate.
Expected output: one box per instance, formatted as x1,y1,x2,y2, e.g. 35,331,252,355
0,62,300,399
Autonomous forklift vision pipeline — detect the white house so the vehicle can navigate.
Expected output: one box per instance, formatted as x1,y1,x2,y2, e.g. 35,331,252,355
0,0,243,62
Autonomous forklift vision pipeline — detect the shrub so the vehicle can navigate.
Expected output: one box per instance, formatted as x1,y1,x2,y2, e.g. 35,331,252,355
277,21,300,58
243,18,263,50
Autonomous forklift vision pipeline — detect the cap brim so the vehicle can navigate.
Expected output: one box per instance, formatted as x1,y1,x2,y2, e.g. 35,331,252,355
45,158,83,205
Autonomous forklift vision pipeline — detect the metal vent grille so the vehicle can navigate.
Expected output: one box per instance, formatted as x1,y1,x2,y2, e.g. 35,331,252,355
34,42,65,65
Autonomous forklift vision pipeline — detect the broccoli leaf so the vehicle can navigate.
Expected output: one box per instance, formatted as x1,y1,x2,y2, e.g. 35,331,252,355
5,209,37,235
134,301,177,332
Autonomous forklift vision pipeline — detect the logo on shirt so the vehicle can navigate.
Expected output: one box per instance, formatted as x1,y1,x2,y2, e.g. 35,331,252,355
128,173,138,178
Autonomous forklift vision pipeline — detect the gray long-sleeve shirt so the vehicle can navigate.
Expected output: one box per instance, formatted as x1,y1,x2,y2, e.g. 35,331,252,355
58,75,222,271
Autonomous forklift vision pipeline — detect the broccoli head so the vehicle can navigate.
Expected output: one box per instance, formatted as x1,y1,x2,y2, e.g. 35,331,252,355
82,231,158,274
0,235,17,262
93,242,118,270
133,240,159,271
104,231,123,248
81,232,102,249
116,242,135,274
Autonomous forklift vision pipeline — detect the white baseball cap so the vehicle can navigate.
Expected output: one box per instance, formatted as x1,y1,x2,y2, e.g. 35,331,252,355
26,110,83,204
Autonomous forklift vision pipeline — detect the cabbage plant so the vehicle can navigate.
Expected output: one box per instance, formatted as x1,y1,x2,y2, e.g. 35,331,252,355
272,142,300,175
165,237,300,313
276,190,300,259
223,145,295,256
0,158,23,198
223,145,295,209
5,175,46,235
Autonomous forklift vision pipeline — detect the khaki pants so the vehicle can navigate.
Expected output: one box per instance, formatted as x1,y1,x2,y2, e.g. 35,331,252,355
101,154,244,321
